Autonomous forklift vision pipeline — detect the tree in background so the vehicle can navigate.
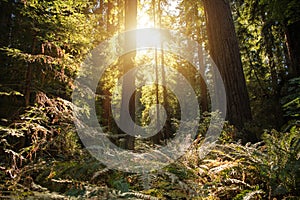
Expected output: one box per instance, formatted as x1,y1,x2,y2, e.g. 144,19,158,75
119,0,137,150
233,0,300,130
0,0,299,199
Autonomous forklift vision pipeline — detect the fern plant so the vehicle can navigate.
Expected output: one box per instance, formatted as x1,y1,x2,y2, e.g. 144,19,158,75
261,126,300,197
168,123,300,200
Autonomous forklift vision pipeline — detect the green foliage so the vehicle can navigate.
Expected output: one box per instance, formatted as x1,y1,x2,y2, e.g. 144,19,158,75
0,93,82,197
1,0,300,199
194,126,300,199
0,0,101,197
111,179,130,193
281,77,300,124
259,0,300,25
233,0,299,130
120,124,295,199
0,0,97,100
261,127,300,196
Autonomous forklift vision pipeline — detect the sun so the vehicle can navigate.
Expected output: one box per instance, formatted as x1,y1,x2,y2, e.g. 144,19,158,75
136,0,179,48
137,10,153,29
136,29,162,49
135,1,163,48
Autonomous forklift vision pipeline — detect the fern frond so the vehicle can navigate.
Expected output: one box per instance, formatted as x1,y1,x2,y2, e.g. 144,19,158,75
91,167,110,180
120,191,160,200
243,189,264,200
209,162,238,174
225,178,252,188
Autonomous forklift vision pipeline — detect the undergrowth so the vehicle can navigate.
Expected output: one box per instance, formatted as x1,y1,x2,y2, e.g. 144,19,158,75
0,93,299,199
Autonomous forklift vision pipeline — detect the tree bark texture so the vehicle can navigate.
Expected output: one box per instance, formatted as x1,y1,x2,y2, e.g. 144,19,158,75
202,0,252,128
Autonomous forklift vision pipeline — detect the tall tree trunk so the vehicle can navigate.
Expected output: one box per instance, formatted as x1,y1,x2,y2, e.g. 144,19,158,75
198,45,209,112
285,20,300,78
101,0,113,132
202,0,252,129
119,0,137,150
194,4,209,113
107,0,114,32
25,37,37,106
0,1,12,48
150,0,163,145
102,88,112,131
99,0,104,26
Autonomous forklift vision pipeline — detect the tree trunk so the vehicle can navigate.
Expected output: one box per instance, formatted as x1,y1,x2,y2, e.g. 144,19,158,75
0,1,12,48
106,0,114,32
102,88,112,131
101,0,113,132
198,46,209,113
150,0,164,145
119,0,137,150
202,0,252,129
25,37,37,106
285,20,300,78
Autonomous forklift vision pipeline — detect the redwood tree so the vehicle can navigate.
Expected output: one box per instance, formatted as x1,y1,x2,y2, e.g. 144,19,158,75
119,0,137,150
202,0,252,129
